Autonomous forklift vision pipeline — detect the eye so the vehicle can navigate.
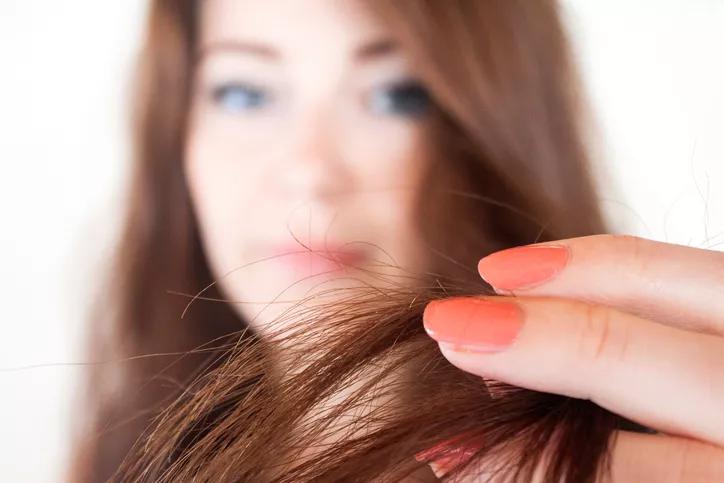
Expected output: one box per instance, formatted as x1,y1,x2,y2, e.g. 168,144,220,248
368,80,431,118
210,82,270,112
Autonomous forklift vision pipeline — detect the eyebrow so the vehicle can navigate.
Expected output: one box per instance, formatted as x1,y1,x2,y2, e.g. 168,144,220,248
196,40,279,62
195,37,399,63
355,38,398,60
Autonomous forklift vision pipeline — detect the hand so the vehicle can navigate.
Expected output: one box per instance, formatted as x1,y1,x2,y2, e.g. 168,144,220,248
422,234,724,481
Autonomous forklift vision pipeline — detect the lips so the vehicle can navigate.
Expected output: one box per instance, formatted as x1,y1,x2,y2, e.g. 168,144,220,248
265,242,368,278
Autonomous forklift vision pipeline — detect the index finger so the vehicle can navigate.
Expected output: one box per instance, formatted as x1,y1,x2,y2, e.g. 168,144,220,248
477,234,724,335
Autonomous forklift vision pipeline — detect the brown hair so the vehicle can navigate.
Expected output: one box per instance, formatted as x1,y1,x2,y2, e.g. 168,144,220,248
114,283,626,482
69,0,615,481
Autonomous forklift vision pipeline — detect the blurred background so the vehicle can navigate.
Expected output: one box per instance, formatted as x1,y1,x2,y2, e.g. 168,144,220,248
1,1,722,481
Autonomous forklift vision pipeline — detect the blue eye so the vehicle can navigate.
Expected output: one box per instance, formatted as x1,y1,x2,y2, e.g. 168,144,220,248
369,80,431,117
211,82,269,112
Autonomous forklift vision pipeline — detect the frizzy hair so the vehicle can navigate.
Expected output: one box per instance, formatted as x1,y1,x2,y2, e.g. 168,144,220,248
67,0,618,481
112,265,624,482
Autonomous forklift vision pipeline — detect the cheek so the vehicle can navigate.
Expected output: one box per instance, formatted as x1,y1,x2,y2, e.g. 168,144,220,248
338,107,431,197
342,121,430,264
346,120,427,209
183,127,264,265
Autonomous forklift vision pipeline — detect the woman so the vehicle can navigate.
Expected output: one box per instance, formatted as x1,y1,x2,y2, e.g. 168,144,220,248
69,0,724,481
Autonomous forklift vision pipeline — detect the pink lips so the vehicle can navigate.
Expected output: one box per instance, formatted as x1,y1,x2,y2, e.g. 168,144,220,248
266,243,368,278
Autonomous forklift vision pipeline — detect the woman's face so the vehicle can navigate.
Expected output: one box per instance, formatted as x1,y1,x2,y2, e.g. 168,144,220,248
185,0,433,331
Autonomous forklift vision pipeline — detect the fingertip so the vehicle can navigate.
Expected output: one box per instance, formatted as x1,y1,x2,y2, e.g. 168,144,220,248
477,244,570,291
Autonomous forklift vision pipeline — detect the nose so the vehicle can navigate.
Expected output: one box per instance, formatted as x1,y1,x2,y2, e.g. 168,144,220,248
272,105,352,203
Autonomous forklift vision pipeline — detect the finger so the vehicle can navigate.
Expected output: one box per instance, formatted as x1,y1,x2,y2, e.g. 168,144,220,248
423,295,724,446
609,431,724,483
426,432,724,482
476,234,724,334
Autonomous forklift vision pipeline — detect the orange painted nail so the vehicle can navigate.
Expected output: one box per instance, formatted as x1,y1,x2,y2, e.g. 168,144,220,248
422,297,523,352
477,244,570,291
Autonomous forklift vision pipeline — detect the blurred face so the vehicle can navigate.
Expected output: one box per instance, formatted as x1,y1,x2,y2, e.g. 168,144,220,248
185,0,433,332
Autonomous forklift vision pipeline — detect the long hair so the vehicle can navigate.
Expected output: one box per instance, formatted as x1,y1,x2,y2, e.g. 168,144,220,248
115,282,626,482
68,0,612,481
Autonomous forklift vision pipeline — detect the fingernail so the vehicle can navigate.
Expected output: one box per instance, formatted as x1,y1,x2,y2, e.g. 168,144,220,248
423,297,523,352
477,244,570,291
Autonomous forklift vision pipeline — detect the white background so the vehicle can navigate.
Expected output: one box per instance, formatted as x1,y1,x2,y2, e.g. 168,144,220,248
1,1,722,481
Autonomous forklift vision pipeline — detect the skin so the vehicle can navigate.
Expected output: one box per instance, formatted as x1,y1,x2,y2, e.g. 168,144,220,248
184,3,436,479
185,0,433,334
183,2,723,480
424,234,724,481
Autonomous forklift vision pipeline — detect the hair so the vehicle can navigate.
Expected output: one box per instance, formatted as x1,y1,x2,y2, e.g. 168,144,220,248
114,280,625,482
68,0,618,482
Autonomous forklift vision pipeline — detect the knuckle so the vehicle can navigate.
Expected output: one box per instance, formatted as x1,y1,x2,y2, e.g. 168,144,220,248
669,438,721,483
672,438,695,483
576,303,630,368
704,347,724,424
605,234,660,290
617,234,652,275
667,436,724,483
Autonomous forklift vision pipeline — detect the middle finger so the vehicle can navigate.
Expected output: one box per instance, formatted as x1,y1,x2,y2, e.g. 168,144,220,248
423,295,724,446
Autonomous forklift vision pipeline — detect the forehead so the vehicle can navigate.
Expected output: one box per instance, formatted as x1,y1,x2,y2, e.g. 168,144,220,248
198,0,389,51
